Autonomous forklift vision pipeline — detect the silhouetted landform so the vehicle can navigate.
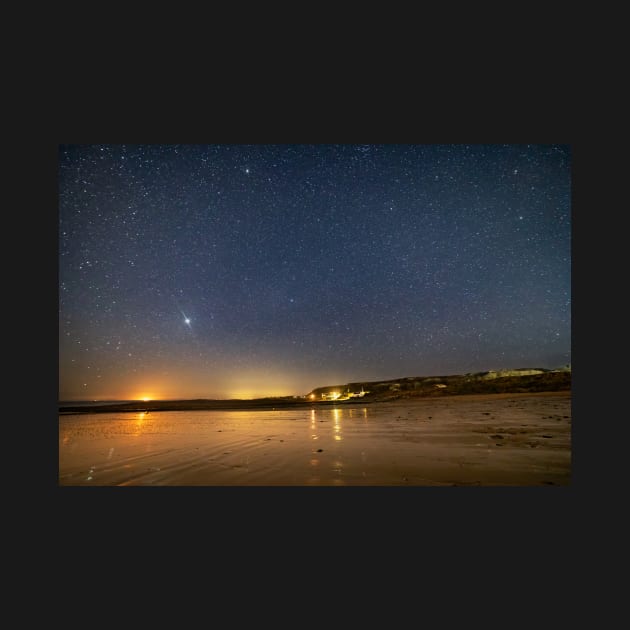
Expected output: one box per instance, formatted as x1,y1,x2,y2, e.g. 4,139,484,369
308,366,571,402
59,366,570,414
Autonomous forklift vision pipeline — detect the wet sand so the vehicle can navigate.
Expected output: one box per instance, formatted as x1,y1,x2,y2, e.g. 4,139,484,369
58,391,571,486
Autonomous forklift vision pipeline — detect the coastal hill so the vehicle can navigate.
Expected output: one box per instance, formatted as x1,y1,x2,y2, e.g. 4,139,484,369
59,366,571,414
307,365,571,402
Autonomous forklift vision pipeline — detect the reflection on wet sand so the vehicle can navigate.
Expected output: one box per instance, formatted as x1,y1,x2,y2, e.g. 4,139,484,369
133,412,147,436
59,393,570,486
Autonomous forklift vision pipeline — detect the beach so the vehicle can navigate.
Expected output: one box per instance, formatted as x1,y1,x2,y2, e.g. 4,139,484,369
59,391,571,486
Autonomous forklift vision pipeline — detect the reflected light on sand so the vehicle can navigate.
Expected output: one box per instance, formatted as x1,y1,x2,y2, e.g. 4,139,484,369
333,409,343,441
133,412,147,436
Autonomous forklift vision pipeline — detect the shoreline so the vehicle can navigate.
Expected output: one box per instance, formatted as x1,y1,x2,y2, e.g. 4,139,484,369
59,389,570,415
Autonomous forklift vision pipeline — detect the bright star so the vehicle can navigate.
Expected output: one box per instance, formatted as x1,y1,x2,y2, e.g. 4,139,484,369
184,317,191,325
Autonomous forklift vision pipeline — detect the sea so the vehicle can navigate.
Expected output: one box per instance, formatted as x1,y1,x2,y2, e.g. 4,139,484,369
58,400,133,408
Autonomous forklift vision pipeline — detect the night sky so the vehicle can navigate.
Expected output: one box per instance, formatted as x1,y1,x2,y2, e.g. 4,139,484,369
59,144,571,401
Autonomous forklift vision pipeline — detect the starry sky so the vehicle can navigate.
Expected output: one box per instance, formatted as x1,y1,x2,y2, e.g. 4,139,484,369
59,144,571,401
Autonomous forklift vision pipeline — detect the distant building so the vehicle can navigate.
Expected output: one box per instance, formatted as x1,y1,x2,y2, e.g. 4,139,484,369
321,392,341,400
348,387,369,398
483,368,546,380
